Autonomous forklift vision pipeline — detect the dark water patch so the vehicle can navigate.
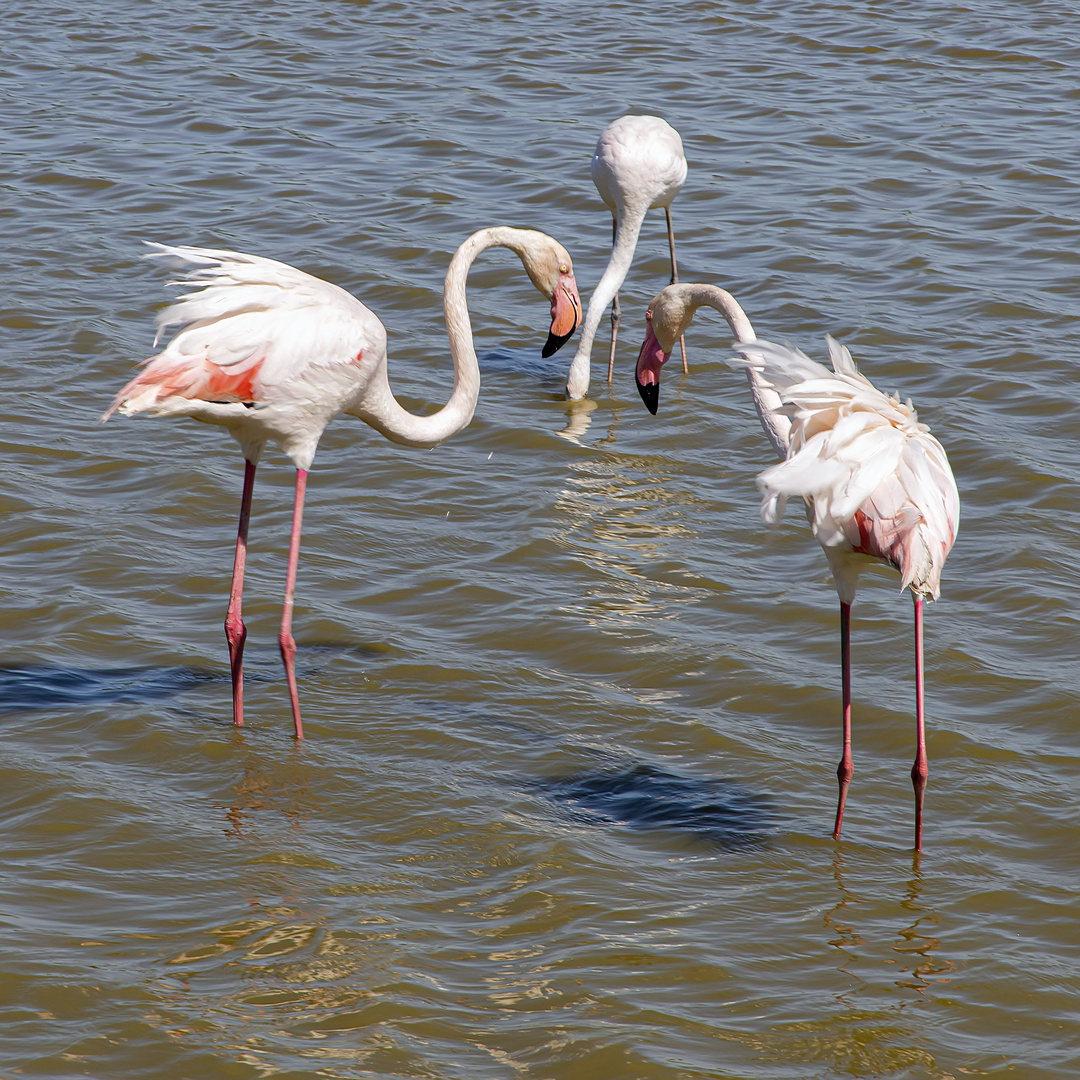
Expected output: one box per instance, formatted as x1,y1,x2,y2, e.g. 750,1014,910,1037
535,763,779,850
0,663,219,711
478,345,568,382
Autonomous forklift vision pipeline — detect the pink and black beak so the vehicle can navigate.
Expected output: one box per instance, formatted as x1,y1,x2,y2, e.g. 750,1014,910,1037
543,269,582,358
635,314,670,415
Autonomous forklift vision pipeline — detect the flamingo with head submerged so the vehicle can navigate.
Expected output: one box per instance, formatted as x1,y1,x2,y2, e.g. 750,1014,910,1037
565,114,688,400
635,283,959,849
105,228,582,739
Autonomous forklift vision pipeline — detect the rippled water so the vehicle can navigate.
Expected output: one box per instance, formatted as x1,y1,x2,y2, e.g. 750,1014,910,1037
3,2,1079,1077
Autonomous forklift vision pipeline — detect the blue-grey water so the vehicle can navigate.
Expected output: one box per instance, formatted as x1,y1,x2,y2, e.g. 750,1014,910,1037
2,2,1079,1077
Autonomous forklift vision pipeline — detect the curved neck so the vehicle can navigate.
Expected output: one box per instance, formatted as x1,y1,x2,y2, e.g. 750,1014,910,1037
686,284,791,459
566,197,649,397
351,227,529,449
681,283,755,343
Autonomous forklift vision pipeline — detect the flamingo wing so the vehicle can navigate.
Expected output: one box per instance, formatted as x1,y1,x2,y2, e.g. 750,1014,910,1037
106,244,384,418
737,337,960,599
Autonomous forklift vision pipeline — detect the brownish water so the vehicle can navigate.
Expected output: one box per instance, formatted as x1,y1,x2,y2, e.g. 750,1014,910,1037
2,2,1079,1077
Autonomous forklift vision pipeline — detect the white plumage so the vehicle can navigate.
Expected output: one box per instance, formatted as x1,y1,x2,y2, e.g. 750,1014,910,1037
736,336,959,606
565,114,688,399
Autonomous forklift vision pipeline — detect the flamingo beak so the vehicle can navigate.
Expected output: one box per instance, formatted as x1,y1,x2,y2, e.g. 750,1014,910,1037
543,272,582,358
635,320,669,415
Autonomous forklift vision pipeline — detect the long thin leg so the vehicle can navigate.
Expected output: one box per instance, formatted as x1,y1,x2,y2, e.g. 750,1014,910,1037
665,206,688,374
911,595,928,850
225,458,257,727
279,468,308,740
606,216,620,384
833,600,854,840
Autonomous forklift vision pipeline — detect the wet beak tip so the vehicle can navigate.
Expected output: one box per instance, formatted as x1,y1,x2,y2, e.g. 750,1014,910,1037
542,329,571,358
636,379,660,415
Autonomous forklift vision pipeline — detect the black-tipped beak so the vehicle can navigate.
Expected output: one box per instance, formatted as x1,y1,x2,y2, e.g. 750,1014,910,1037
542,327,574,358
635,320,667,414
636,377,660,415
543,277,582,357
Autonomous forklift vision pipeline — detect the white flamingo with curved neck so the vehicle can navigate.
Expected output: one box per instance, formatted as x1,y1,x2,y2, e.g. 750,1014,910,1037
105,228,582,739
564,114,687,400
636,283,959,850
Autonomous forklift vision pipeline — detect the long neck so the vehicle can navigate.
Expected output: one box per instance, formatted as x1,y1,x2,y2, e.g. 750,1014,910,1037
687,283,791,459
565,196,649,398
350,227,524,449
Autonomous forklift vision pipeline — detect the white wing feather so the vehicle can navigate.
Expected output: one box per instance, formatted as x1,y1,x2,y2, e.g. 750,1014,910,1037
734,336,959,600
142,244,382,396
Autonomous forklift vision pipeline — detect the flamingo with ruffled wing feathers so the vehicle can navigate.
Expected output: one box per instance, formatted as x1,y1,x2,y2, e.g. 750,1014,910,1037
565,114,688,399
105,228,582,739
635,283,959,849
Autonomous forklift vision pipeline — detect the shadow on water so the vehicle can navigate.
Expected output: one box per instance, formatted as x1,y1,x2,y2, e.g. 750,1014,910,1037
0,663,221,711
534,762,779,850
0,642,399,714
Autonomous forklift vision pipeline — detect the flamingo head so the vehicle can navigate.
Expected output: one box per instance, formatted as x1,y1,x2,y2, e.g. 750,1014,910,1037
513,234,582,357
542,254,582,358
636,285,694,414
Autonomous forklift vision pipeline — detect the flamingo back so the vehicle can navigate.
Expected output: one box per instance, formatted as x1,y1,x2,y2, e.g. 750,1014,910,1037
736,338,959,601
590,115,687,214
106,244,384,419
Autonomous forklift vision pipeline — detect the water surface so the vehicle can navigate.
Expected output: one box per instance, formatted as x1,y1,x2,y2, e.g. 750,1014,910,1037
2,2,1079,1077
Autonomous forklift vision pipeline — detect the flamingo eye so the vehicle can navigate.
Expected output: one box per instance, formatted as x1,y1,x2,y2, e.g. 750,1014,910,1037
559,264,568,273
646,310,653,321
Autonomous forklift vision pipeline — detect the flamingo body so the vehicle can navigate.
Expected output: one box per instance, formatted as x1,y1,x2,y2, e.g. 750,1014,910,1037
589,114,687,218
565,115,687,399
107,245,383,469
739,336,958,607
106,229,581,737
636,283,959,848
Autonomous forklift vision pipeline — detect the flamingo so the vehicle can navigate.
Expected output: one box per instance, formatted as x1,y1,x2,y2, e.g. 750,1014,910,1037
635,283,959,849
105,227,582,739
564,114,688,400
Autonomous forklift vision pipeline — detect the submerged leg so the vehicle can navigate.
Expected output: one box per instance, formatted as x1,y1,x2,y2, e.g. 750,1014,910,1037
833,601,854,840
279,468,308,740
225,458,257,727
607,216,620,384
911,595,928,850
665,206,688,374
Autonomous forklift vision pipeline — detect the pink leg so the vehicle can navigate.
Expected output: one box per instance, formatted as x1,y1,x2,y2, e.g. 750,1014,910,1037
225,459,257,727
279,469,307,740
665,207,688,374
833,601,854,840
911,595,928,850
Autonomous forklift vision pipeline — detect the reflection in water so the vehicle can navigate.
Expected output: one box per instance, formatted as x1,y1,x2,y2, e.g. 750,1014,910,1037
742,850,947,1075
825,849,866,962
150,748,397,1043
217,740,318,843
552,448,705,633
826,848,951,995
894,863,956,993
773,849,956,1075
555,397,598,444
